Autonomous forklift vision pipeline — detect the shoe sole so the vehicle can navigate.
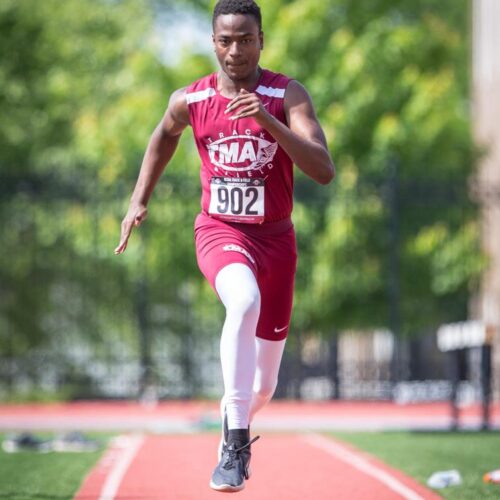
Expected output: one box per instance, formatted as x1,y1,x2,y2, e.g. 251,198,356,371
209,479,245,492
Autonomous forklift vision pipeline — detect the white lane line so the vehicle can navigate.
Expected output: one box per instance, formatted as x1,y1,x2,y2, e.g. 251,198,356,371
99,433,144,500
302,433,425,500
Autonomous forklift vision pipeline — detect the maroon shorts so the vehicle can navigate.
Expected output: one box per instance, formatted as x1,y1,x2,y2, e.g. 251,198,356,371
194,212,297,341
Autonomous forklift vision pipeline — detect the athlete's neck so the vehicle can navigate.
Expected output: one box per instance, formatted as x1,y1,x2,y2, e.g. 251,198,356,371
217,67,262,99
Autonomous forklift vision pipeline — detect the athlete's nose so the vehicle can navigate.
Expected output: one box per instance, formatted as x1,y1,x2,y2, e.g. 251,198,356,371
228,41,242,57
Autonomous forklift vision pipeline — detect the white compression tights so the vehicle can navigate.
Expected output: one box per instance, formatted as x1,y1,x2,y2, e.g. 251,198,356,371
215,263,286,430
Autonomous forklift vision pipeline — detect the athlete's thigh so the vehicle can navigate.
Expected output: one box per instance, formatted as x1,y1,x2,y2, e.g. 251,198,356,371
255,229,297,341
215,262,261,310
195,214,259,290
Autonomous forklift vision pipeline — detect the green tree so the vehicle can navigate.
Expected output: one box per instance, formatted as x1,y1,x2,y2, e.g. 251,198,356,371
0,0,484,399
0,0,219,397
256,0,482,335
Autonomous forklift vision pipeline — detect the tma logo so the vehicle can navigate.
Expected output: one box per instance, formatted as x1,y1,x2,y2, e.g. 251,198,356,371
207,132,278,173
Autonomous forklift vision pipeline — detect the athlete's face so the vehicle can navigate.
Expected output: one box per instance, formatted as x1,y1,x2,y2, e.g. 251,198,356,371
212,14,263,81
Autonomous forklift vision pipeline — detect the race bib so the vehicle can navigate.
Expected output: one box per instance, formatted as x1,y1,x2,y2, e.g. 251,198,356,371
209,177,265,224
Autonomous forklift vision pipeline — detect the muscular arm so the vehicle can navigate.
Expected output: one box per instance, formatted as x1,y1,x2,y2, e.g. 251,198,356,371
129,88,190,206
282,81,335,184
225,81,335,184
115,88,190,254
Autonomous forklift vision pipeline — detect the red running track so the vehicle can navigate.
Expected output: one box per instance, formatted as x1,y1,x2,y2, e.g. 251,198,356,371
76,433,441,500
1,400,498,431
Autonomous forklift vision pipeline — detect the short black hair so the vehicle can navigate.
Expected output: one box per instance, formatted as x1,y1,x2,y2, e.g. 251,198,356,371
212,0,262,32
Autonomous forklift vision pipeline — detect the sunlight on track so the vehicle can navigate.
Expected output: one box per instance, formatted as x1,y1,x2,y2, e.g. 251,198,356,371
98,434,144,500
302,433,427,500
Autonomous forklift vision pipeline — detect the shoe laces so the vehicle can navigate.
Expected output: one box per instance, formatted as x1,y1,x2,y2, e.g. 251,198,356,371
222,435,260,471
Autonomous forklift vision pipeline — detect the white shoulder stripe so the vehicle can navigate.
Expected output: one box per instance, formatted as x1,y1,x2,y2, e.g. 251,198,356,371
256,85,286,98
186,87,216,104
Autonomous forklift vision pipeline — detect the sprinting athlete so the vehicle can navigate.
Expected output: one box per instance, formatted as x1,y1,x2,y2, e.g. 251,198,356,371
115,0,335,492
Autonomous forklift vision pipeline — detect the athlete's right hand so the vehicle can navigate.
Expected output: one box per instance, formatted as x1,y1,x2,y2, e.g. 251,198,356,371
114,203,148,254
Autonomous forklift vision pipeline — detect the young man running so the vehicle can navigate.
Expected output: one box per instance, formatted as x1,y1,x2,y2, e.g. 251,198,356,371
115,0,335,492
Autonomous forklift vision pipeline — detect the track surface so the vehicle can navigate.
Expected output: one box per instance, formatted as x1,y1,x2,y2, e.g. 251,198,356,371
1,400,498,431
76,433,441,500
2,401,494,498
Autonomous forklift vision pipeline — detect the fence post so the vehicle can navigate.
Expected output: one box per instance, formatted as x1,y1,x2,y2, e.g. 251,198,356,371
480,344,492,430
386,157,402,387
136,229,154,400
448,350,460,430
328,335,340,399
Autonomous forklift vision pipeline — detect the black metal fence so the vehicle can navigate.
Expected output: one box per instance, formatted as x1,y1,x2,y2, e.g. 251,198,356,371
1,331,495,406
1,168,494,404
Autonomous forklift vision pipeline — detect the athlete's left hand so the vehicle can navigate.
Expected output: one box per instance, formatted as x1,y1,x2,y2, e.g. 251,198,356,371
224,89,269,123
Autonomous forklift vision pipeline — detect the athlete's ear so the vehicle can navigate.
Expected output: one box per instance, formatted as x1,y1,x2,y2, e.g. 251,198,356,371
259,31,264,50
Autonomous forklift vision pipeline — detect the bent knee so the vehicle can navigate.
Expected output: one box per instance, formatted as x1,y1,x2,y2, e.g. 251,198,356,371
226,289,261,317
254,384,276,401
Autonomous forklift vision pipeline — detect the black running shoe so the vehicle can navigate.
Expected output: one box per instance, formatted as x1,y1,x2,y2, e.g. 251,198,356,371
209,436,260,492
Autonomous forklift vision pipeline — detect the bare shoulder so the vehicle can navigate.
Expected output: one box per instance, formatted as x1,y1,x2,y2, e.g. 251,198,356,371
283,79,326,145
161,87,190,136
167,87,190,126
284,80,314,110
283,79,320,130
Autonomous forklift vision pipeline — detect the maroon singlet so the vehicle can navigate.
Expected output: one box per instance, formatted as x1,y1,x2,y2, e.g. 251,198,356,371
187,69,293,224
188,68,297,340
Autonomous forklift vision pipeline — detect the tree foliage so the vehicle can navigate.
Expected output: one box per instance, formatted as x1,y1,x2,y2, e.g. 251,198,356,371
258,0,480,333
0,0,482,395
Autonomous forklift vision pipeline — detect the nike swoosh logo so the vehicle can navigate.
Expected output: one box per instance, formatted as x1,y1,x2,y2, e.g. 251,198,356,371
274,326,288,333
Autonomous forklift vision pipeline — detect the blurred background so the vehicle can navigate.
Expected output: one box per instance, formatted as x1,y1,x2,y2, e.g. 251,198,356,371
1,0,499,409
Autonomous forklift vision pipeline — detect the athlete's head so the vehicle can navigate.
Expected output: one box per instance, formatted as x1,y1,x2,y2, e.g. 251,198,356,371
212,0,263,81
213,0,262,32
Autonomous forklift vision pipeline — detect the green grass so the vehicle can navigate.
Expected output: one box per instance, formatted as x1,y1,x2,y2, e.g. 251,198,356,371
1,430,499,499
332,431,500,499
0,433,109,500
